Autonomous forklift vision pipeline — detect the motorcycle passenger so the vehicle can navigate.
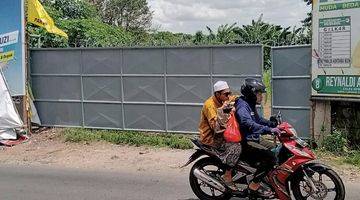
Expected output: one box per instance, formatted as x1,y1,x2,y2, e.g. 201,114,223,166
234,78,280,197
199,80,242,190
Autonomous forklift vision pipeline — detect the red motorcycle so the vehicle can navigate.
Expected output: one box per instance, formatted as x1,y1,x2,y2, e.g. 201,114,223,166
184,112,345,200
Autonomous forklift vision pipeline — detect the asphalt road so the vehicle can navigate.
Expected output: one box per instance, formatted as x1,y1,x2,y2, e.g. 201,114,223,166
0,165,358,200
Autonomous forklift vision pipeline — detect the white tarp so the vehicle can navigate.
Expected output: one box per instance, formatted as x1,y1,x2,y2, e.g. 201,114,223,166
0,69,23,139
30,97,41,125
0,129,17,140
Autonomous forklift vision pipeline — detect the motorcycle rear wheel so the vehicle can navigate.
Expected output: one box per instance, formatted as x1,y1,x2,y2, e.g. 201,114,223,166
189,157,232,200
291,166,345,200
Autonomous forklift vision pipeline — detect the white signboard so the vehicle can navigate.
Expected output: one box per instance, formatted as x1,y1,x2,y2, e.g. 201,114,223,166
0,31,19,48
0,0,26,96
312,0,360,97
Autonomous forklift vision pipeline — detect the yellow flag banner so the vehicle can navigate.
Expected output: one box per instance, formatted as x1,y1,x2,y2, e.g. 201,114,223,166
27,0,68,38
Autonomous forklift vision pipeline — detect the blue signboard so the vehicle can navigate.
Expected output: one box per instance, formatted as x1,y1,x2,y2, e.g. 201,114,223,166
0,0,25,96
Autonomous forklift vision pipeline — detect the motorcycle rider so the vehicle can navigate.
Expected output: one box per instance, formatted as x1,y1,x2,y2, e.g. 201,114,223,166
235,78,281,197
199,80,242,190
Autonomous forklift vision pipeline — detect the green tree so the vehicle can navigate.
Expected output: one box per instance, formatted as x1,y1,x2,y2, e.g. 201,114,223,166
202,24,239,45
232,15,283,69
216,23,238,44
301,0,312,42
28,0,312,62
91,0,153,31
28,0,134,48
193,31,205,45
144,31,193,46
46,0,99,19
61,19,133,47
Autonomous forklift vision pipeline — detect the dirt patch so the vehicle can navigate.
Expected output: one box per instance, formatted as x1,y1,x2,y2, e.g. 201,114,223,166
0,129,192,174
0,128,359,182
316,153,360,182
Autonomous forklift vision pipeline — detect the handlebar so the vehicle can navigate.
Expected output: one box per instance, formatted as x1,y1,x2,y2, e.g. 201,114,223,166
269,111,283,126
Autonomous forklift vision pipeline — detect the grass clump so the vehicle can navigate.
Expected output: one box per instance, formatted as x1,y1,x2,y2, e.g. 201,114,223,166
317,130,360,168
321,130,348,155
62,128,193,150
344,151,360,167
62,128,102,142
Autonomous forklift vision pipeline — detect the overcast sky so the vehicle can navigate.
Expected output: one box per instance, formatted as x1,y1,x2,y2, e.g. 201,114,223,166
147,0,311,34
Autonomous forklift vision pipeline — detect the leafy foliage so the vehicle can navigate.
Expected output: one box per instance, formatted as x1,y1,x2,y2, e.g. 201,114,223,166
28,0,134,47
144,31,193,46
301,0,312,40
28,0,312,71
344,151,360,167
321,130,348,155
61,19,133,47
91,0,153,31
331,101,360,150
45,0,99,19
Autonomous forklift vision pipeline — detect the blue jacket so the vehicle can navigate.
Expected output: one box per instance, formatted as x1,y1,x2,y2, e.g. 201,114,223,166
235,97,273,142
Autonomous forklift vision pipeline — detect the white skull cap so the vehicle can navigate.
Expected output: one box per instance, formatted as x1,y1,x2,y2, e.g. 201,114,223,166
213,81,229,92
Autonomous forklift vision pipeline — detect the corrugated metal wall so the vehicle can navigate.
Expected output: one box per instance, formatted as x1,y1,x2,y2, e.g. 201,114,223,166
30,45,263,133
271,45,311,138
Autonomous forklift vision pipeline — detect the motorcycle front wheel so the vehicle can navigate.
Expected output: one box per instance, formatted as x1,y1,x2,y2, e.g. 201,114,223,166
291,165,345,200
189,157,232,200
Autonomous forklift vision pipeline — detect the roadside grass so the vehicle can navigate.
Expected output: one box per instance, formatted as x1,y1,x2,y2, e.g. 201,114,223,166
61,128,194,150
315,149,360,169
314,148,360,170
315,130,360,168
61,128,360,168
315,150,347,166
343,151,360,167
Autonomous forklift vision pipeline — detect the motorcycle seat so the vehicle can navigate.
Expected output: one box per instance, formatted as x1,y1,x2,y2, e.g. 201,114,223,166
191,138,218,156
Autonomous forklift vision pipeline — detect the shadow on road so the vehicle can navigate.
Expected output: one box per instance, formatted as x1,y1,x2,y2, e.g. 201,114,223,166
178,198,199,200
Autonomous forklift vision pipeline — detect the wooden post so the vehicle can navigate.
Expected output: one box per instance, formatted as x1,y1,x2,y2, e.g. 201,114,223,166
23,0,30,134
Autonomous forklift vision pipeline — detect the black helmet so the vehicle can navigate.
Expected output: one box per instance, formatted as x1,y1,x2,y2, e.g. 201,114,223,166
240,78,266,102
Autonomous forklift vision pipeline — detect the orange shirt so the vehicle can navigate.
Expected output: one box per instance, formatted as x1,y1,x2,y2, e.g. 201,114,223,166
199,95,238,147
199,96,222,147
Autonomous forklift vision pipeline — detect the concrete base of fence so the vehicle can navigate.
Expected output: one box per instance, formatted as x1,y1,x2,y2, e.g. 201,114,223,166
312,100,331,143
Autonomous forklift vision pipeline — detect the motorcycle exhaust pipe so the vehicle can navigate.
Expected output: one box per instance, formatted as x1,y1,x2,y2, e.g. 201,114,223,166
193,168,226,192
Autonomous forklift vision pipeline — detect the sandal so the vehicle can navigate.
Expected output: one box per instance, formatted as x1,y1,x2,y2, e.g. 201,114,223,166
248,182,274,198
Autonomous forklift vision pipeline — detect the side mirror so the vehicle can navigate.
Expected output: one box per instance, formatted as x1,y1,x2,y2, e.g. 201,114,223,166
269,115,278,127
269,115,278,123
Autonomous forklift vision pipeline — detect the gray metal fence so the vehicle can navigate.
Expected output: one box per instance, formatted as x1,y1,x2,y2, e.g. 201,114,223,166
271,45,311,138
30,45,263,133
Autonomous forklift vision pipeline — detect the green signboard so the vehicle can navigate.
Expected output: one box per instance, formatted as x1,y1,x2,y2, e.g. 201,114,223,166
319,1,360,12
319,16,351,27
312,75,360,94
